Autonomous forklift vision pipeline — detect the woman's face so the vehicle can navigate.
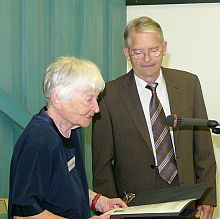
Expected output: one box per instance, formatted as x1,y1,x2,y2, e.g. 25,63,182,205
58,89,100,128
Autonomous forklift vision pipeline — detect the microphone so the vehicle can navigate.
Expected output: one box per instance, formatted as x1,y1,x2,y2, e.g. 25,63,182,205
166,114,219,128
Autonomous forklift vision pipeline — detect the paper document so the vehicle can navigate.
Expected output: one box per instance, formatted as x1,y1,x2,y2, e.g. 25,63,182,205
105,198,195,217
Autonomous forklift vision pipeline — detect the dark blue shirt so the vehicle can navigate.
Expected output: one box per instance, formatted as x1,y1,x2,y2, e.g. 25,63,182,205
8,107,90,219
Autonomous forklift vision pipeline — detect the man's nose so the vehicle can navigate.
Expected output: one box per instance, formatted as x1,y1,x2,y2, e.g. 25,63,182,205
144,51,151,62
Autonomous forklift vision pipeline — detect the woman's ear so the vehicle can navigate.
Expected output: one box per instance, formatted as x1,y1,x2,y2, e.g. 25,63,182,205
50,90,61,109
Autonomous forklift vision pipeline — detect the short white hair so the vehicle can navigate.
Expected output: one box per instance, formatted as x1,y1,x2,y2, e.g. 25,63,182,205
43,56,105,103
124,16,164,48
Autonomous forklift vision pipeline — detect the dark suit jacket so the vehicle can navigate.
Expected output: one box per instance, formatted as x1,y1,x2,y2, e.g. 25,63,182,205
92,67,216,206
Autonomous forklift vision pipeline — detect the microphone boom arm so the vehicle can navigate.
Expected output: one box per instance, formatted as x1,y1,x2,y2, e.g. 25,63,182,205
166,114,220,134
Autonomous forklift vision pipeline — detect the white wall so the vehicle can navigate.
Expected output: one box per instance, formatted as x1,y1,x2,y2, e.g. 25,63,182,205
127,3,220,218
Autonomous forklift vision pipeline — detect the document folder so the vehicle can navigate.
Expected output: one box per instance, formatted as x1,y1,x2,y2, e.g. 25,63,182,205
105,183,211,218
129,182,211,206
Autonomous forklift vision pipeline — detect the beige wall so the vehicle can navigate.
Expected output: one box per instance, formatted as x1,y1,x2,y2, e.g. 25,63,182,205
127,3,220,218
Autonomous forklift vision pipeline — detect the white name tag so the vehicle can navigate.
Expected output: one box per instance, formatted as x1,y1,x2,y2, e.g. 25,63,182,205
67,156,75,172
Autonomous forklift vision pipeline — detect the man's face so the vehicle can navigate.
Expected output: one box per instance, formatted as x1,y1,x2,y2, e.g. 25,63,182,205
124,31,167,83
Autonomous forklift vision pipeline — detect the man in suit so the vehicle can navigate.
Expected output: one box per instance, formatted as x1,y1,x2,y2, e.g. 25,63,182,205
92,16,216,218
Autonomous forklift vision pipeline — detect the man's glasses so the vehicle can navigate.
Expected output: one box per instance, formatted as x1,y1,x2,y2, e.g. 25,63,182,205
129,48,161,59
123,190,136,204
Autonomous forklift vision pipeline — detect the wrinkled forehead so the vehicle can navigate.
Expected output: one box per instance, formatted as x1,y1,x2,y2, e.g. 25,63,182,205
72,86,101,97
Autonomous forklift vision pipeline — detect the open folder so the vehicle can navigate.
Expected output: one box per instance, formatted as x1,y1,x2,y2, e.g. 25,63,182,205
105,183,211,218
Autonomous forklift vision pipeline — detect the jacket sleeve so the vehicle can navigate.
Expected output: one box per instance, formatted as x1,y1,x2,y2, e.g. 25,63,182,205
193,77,217,206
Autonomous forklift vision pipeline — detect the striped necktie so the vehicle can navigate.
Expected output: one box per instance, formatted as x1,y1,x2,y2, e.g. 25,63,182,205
146,83,178,184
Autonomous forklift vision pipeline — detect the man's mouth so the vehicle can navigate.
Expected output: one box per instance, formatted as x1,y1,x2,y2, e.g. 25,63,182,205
141,63,155,68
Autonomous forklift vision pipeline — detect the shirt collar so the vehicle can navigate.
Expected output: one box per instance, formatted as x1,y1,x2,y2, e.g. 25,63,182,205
134,69,165,88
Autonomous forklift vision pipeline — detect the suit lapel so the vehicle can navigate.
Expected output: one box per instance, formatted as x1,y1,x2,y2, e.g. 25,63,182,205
119,68,182,150
119,70,152,150
162,67,181,146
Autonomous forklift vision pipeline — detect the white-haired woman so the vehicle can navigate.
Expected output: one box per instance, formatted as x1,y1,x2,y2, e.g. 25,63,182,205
8,56,126,219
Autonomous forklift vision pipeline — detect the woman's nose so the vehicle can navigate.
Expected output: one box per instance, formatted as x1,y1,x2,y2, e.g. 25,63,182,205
93,99,100,113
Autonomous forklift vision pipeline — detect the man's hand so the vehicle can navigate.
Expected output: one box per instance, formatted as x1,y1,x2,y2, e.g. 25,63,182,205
195,205,214,219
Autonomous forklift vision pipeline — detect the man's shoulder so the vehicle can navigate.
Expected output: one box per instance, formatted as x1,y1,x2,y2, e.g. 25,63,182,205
106,70,133,88
162,67,198,80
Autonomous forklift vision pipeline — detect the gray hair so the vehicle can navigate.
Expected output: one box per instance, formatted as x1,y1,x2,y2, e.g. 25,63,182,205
43,56,105,103
124,16,164,48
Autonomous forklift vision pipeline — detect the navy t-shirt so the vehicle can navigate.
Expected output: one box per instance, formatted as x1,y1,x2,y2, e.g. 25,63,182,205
8,107,90,219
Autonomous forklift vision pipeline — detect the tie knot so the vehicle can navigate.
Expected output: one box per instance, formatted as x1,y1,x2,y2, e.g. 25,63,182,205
146,83,158,93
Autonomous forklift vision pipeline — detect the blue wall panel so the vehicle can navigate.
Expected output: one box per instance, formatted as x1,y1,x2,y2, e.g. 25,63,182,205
0,0,126,197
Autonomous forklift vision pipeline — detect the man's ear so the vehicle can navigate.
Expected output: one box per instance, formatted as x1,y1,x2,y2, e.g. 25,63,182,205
123,47,131,61
162,41,167,56
51,90,61,109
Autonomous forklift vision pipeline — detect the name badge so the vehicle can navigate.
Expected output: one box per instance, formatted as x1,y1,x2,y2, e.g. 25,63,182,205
67,156,75,172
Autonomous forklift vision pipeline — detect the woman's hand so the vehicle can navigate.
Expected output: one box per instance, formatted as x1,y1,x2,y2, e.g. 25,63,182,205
95,195,127,212
90,214,110,219
89,190,127,214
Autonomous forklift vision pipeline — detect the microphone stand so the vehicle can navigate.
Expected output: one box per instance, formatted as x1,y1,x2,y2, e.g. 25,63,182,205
206,121,220,134
211,127,220,134
208,122,220,134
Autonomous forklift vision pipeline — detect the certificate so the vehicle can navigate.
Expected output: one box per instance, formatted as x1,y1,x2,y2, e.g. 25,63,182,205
105,198,195,217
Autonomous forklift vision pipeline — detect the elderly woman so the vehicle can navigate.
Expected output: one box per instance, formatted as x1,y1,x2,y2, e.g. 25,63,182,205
8,56,126,219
